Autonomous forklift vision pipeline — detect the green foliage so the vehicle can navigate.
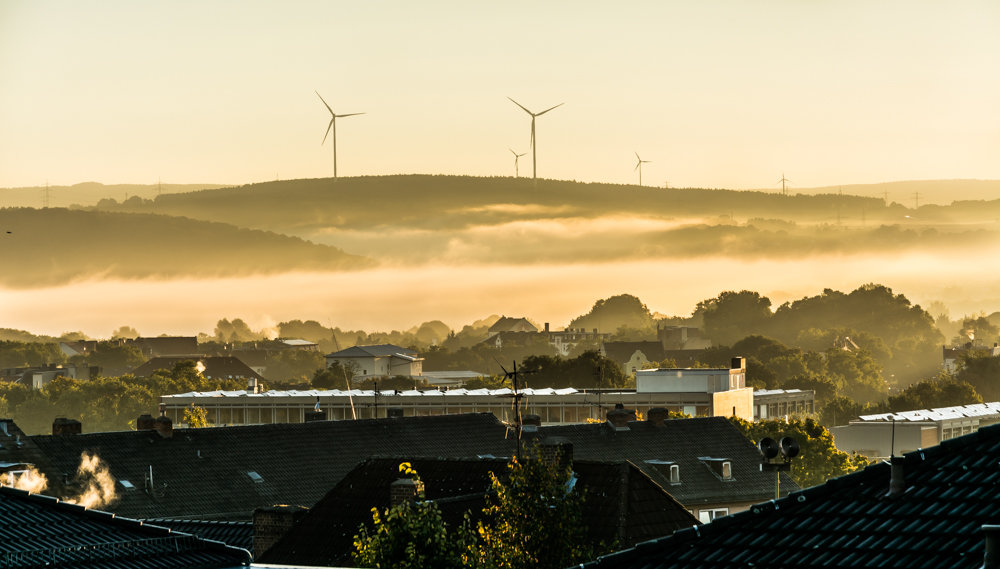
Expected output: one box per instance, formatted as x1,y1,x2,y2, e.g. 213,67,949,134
353,464,478,569
519,351,627,389
729,416,868,489
884,373,982,412
263,349,325,382
960,314,999,344
4,361,245,434
0,341,64,368
957,354,1000,400
69,341,145,376
695,290,773,347
214,318,263,342
182,404,209,428
312,361,355,389
476,449,594,569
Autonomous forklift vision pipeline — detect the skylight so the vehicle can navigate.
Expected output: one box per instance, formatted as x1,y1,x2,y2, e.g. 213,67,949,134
247,471,264,483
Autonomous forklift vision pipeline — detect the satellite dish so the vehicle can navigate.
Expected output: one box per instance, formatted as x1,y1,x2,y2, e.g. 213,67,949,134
779,436,800,459
758,437,779,459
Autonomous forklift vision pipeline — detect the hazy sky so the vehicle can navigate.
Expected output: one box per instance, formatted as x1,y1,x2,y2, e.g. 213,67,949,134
2,0,998,190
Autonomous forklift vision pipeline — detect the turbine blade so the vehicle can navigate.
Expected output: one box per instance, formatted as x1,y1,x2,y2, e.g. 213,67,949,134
635,162,641,171
635,152,641,161
507,97,533,115
336,112,365,118
322,119,334,145
535,102,564,116
315,91,334,115
510,148,517,156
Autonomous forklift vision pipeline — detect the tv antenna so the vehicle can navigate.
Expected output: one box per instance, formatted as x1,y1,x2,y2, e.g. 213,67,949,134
508,97,563,184
634,152,651,187
315,91,364,179
495,358,535,461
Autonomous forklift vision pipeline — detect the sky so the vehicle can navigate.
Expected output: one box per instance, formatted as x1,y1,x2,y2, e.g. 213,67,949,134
2,0,999,191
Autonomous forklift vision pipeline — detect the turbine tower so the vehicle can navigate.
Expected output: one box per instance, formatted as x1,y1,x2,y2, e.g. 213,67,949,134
316,91,364,179
508,97,563,181
777,173,790,195
509,148,526,177
634,152,651,186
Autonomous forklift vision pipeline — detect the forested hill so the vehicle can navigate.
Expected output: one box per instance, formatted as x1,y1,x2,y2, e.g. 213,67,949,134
0,208,372,288
95,175,901,233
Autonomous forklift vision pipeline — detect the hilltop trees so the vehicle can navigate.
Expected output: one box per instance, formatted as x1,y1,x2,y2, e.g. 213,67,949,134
568,294,656,337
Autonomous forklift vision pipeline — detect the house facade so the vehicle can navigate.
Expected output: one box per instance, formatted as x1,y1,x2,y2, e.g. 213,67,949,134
324,343,423,379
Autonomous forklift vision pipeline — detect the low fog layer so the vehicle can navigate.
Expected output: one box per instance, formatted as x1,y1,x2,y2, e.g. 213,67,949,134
3,253,998,338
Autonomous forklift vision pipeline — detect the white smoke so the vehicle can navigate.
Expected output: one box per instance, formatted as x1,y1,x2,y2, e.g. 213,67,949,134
0,466,49,493
64,451,117,509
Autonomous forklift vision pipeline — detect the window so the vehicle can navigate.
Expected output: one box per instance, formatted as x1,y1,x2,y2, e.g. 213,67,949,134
670,464,680,484
698,508,729,523
721,461,732,480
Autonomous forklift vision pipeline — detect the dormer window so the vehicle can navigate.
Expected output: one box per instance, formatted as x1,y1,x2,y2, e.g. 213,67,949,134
699,457,734,481
645,460,680,485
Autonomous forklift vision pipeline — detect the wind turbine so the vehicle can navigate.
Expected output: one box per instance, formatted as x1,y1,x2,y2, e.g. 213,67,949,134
509,148,526,178
315,91,364,179
777,173,790,195
634,152,651,186
508,97,563,182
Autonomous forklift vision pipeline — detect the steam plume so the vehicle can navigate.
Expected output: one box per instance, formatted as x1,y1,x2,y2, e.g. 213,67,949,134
0,467,49,493
64,452,118,509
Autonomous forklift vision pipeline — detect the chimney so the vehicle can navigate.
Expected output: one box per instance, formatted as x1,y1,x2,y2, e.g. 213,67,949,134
885,455,905,497
607,403,636,429
248,377,259,394
539,436,573,471
52,417,82,436
982,525,1000,569
544,322,550,333
136,414,155,431
153,415,173,439
390,477,425,506
647,407,669,426
522,414,541,433
253,505,309,559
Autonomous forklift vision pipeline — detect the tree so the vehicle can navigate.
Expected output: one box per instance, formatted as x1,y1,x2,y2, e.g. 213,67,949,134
353,463,477,569
476,448,594,569
111,326,140,339
264,349,325,382
729,416,868,489
312,361,356,389
818,395,868,427
568,294,655,336
694,290,773,346
961,314,1000,345
519,351,626,389
884,373,982,413
957,353,1000,401
182,404,209,428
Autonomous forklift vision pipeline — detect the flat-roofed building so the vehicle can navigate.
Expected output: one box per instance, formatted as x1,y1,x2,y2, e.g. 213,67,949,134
831,401,1000,459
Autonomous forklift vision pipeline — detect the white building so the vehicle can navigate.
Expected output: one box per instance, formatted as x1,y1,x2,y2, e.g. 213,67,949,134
634,357,753,419
325,344,423,379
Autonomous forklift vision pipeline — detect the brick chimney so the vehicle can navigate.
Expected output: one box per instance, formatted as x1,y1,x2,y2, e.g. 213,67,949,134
539,436,573,471
136,414,155,431
607,403,636,429
153,415,173,439
390,477,425,506
52,417,82,435
253,505,309,559
647,407,669,426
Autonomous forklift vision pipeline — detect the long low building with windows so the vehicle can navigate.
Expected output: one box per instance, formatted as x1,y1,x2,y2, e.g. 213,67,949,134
159,358,815,426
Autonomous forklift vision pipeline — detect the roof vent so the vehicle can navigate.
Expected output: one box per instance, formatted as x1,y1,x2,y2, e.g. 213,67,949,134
247,471,264,484
886,455,906,498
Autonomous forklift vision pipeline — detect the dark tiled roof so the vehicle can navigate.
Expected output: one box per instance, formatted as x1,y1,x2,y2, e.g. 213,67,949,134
528,418,796,506
5,414,784,523
130,337,200,357
325,344,417,358
144,519,252,552
581,423,1000,569
489,317,537,333
260,454,697,567
14,414,514,521
0,486,249,569
131,356,264,381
